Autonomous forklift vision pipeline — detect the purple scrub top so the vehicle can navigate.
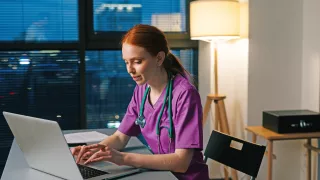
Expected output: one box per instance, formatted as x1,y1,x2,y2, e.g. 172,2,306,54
118,74,209,180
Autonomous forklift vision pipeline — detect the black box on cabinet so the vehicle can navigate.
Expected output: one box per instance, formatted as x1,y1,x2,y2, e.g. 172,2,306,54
262,110,320,133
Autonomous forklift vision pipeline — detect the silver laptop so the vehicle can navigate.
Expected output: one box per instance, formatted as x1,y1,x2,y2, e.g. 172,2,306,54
3,111,141,180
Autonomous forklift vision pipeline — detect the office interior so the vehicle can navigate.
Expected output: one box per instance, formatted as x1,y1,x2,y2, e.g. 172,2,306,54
0,0,320,179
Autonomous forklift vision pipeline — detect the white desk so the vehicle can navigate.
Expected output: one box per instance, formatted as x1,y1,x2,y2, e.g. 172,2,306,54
1,129,177,180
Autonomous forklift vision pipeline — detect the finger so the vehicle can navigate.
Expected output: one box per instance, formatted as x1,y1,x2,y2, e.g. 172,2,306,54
84,150,110,165
82,151,92,160
76,145,87,163
84,151,100,165
104,146,110,151
84,151,112,165
84,156,110,165
100,146,110,152
71,146,80,155
71,148,75,155
76,144,105,163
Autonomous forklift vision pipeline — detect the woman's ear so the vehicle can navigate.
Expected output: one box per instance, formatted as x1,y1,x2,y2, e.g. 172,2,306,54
156,51,165,66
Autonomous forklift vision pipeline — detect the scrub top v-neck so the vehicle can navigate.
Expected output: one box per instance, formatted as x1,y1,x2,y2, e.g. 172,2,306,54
146,83,167,110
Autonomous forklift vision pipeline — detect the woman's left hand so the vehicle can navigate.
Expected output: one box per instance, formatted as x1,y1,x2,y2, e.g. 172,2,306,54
84,145,125,166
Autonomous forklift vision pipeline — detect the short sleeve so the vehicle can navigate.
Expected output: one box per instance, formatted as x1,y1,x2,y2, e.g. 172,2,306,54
174,88,203,150
118,86,141,136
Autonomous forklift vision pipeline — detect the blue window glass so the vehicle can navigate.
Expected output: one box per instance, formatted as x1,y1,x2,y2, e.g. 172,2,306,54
0,0,78,42
93,0,186,32
85,50,135,129
171,49,198,83
85,49,198,129
0,50,80,174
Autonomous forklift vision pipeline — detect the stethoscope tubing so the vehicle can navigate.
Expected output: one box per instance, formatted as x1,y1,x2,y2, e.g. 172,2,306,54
135,73,174,154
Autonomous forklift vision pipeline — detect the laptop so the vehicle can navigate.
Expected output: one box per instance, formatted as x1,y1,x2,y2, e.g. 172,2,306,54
3,111,142,180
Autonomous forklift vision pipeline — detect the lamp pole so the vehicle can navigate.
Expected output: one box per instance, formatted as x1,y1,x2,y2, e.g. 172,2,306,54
213,41,218,95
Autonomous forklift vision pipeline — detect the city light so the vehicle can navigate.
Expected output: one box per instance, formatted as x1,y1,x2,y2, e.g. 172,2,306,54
19,58,30,65
95,4,142,14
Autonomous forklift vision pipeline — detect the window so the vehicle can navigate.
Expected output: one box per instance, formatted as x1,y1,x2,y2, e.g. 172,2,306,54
85,49,198,129
93,0,186,32
171,49,198,83
86,50,136,129
0,51,80,173
0,50,80,128
0,0,78,42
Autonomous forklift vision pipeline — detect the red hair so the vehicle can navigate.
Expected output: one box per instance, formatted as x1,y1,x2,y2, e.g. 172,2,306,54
122,24,192,81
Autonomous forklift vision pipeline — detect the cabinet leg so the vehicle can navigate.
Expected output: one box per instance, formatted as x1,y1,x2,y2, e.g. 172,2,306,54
252,133,257,144
307,139,311,180
267,140,273,180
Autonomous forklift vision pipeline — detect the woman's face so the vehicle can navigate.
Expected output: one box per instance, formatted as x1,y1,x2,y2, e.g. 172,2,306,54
122,43,159,85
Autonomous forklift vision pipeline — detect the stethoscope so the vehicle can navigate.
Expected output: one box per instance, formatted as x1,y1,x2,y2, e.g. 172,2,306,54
135,73,174,154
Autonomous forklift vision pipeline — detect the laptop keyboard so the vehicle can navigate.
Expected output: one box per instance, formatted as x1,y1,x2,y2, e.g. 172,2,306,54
77,164,109,179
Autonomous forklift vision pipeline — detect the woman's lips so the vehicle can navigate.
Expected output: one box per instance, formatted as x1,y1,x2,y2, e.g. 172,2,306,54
132,76,141,81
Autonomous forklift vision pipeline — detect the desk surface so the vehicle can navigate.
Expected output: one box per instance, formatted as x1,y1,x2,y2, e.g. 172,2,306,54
1,129,177,180
246,126,320,140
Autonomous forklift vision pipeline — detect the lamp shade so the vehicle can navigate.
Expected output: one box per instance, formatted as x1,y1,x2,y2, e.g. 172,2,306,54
190,0,240,41
240,2,248,38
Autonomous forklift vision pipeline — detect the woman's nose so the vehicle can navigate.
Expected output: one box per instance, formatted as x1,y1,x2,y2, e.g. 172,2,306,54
127,64,135,74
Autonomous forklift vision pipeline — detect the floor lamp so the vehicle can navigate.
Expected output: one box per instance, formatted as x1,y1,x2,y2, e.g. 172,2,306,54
190,1,240,180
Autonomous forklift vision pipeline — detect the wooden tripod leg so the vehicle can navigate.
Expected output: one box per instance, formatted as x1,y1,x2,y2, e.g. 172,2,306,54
203,97,212,125
212,107,218,130
218,100,230,134
217,99,238,180
214,101,220,130
214,101,229,180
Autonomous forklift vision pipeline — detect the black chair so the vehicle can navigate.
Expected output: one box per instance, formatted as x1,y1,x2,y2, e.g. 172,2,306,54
204,130,266,180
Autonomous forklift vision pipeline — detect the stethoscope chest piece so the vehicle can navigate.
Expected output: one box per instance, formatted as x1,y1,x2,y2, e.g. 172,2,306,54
135,115,146,128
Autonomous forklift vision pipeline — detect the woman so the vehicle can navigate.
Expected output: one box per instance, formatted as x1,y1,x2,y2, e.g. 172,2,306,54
72,24,209,180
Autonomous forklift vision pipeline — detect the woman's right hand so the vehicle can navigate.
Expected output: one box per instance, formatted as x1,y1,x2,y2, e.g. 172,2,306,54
71,144,106,164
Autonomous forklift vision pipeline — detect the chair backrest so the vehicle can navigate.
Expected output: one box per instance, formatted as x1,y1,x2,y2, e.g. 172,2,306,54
204,130,266,178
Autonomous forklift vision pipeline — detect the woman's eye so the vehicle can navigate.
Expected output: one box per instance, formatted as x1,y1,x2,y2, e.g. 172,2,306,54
135,61,142,64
